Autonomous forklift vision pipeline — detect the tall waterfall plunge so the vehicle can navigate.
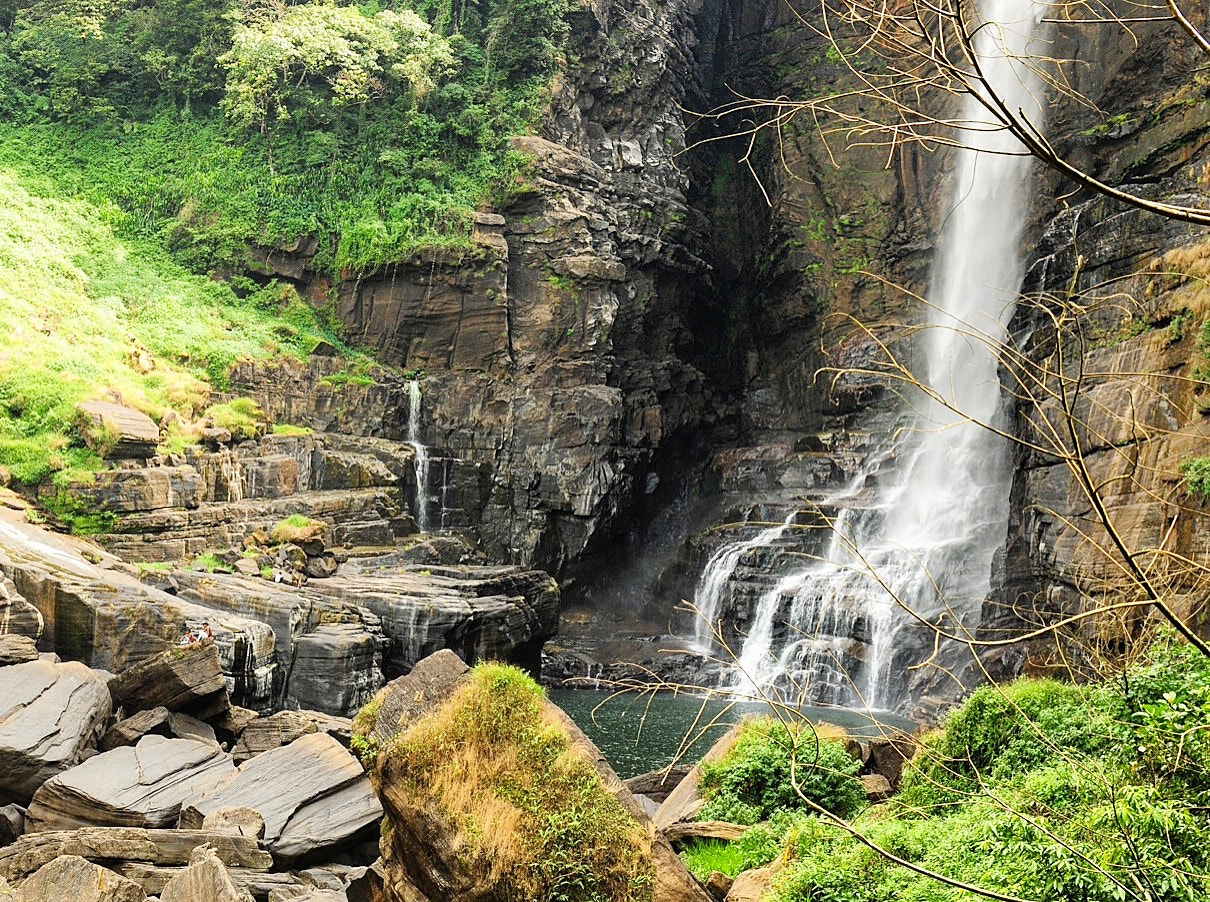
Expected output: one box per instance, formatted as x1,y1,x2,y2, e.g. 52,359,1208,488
698,0,1047,710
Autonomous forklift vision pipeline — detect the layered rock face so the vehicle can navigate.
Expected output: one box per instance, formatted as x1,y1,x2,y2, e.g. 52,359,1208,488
246,0,736,589
0,499,557,718
997,21,1210,674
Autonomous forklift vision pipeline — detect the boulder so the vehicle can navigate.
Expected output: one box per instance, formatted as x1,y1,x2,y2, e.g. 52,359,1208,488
201,808,266,840
354,649,471,749
0,660,112,805
100,707,218,752
0,827,272,881
181,733,382,863
12,854,145,902
861,773,893,801
232,710,351,763
0,634,38,666
865,736,915,789
370,650,710,902
108,641,229,721
705,871,734,901
0,804,23,846
725,867,774,902
160,844,253,902
77,401,160,459
344,860,385,902
25,736,235,832
0,570,43,640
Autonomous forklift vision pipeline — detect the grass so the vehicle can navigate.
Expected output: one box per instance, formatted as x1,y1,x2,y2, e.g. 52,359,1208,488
0,158,349,492
205,397,266,440
270,514,325,544
377,663,655,902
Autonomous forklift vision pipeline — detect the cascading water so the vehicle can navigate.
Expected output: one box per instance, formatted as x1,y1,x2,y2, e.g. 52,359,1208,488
407,379,431,533
693,514,796,649
724,0,1046,709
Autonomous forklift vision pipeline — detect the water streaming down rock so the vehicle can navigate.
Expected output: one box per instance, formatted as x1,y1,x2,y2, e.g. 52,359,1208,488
726,0,1047,710
692,514,797,649
406,380,431,533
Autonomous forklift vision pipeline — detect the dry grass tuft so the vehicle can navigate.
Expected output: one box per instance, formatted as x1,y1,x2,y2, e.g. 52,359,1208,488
386,663,655,902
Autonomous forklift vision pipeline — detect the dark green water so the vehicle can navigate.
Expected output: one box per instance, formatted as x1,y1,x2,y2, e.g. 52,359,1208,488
548,689,916,779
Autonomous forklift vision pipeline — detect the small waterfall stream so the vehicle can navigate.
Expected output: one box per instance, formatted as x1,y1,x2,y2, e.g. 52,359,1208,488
716,0,1047,709
407,379,431,533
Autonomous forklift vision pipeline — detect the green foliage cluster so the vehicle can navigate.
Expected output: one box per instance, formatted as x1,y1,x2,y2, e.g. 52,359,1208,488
762,637,1210,902
389,664,655,902
205,397,266,440
0,163,341,492
0,0,572,275
698,718,866,825
1179,456,1210,496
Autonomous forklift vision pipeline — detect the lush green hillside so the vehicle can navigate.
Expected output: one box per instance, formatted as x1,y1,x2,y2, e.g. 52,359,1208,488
0,160,342,490
0,0,569,274
0,0,570,498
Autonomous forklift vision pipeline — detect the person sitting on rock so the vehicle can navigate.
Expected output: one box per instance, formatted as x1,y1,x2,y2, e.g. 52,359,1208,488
199,622,213,641
179,631,195,646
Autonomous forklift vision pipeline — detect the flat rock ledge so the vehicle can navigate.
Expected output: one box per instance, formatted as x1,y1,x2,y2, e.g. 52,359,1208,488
181,732,382,863
25,735,235,832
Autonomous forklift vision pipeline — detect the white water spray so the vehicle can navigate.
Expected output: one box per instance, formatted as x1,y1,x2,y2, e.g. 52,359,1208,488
724,0,1046,708
407,379,431,533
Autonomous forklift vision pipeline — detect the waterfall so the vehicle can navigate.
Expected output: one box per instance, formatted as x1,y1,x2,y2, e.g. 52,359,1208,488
407,379,431,533
725,0,1046,709
692,514,796,650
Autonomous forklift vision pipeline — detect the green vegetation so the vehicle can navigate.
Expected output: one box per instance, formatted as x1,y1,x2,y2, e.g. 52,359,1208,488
0,162,343,489
0,0,572,275
0,0,572,497
688,636,1210,902
385,664,654,901
205,397,266,440
680,811,809,880
271,423,313,437
698,718,866,824
270,514,325,544
190,552,230,573
1179,456,1210,496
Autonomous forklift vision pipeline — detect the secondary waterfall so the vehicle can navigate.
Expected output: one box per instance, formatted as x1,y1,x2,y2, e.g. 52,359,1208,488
407,379,431,533
723,0,1046,708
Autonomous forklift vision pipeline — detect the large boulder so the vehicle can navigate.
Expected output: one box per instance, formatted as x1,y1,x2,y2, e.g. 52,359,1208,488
159,844,253,902
12,855,146,902
25,735,235,832
181,733,382,863
366,651,710,902
76,401,160,460
0,660,112,805
108,641,229,721
0,634,38,666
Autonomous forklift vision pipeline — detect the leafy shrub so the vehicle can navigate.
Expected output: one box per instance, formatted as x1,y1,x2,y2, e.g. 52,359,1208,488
899,678,1110,810
698,719,865,824
1180,456,1210,497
